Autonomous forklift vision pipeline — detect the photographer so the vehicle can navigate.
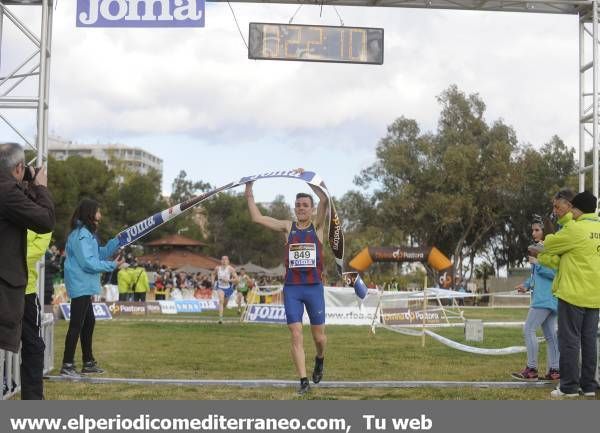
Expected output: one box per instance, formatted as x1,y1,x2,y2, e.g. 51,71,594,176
0,142,54,354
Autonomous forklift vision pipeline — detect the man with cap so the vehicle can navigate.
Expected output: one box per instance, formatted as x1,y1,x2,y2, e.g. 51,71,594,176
535,190,600,398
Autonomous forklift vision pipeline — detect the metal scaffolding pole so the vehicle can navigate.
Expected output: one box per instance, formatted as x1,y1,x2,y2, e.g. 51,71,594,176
0,0,53,314
0,0,52,154
36,0,51,166
594,1,600,198
579,1,600,198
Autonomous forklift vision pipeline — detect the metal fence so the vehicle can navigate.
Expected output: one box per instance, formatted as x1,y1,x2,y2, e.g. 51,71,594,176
1,313,54,400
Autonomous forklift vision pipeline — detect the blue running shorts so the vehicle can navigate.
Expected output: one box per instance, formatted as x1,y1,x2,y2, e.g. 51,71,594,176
283,283,325,325
217,284,234,299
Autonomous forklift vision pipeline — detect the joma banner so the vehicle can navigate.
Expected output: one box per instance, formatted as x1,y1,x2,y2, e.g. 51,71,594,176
76,0,205,28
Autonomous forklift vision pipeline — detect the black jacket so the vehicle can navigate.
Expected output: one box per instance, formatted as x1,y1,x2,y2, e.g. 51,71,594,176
0,169,55,352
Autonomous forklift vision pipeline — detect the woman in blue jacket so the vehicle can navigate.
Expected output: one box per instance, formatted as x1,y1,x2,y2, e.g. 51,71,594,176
511,218,559,381
60,199,122,377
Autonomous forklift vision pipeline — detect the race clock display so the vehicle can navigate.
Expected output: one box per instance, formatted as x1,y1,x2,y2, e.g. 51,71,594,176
248,23,384,65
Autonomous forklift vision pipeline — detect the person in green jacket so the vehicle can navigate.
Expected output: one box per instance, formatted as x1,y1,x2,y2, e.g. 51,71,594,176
21,230,52,399
536,191,600,399
117,263,134,302
130,262,149,302
552,188,574,230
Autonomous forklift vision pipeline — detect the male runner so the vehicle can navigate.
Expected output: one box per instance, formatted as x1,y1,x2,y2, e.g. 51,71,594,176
245,177,328,395
235,268,253,314
212,255,237,324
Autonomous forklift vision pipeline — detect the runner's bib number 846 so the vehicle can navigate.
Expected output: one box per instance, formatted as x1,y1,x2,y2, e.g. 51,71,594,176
289,243,317,268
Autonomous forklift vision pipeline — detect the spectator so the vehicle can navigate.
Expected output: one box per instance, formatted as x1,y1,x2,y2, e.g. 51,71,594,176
195,276,213,300
455,277,466,306
511,217,559,382
58,248,66,280
21,230,52,399
551,188,575,231
537,191,600,398
154,274,167,300
117,262,134,302
60,198,123,377
130,262,149,302
176,271,188,289
164,272,175,298
101,261,119,302
0,142,54,354
44,245,61,305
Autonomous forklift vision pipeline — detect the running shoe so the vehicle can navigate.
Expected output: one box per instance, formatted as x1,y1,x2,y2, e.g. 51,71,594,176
81,360,104,374
60,363,81,378
543,369,560,381
297,379,310,396
312,357,324,384
580,389,597,398
550,387,579,399
511,366,538,381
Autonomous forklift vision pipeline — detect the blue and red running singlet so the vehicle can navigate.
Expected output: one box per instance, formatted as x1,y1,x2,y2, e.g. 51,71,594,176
284,222,323,285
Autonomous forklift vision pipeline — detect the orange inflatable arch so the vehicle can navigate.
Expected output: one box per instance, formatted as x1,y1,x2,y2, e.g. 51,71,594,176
348,246,454,288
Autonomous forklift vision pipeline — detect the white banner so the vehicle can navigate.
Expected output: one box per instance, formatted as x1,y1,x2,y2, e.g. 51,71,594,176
306,306,378,326
241,287,379,326
324,286,380,308
158,301,178,315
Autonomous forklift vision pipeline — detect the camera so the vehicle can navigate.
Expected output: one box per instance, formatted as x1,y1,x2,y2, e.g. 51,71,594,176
22,164,40,182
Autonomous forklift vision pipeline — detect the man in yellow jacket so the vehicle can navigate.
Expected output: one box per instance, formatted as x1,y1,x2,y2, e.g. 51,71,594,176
117,263,134,302
130,262,149,302
22,230,52,399
537,191,600,398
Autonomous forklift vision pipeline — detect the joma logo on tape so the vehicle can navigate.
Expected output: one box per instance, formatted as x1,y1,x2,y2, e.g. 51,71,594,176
77,0,205,27
123,216,156,243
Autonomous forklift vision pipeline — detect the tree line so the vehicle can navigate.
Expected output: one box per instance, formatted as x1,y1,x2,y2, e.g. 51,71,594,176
338,85,578,281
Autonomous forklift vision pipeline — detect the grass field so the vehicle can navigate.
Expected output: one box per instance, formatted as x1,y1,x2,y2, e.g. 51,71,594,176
40,307,589,400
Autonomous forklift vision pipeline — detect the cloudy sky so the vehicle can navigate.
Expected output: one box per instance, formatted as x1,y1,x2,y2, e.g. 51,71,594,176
1,2,580,204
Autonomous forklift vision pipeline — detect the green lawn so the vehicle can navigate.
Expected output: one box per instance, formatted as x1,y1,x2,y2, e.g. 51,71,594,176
38,307,578,400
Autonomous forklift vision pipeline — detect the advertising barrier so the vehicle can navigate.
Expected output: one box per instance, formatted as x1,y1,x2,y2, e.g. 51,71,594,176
145,302,162,315
244,304,377,326
174,300,203,314
59,303,112,321
314,306,378,326
245,304,287,324
380,307,444,325
157,301,178,315
106,302,146,317
59,301,207,318
196,299,218,311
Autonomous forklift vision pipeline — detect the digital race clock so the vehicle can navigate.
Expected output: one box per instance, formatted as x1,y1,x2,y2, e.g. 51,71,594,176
248,23,384,65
